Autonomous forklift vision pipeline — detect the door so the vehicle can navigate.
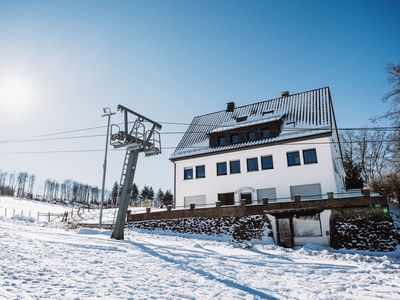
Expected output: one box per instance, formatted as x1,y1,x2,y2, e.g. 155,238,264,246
240,193,252,204
277,218,293,248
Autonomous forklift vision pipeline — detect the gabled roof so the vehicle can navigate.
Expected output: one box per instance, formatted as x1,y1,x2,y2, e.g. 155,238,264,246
170,87,334,160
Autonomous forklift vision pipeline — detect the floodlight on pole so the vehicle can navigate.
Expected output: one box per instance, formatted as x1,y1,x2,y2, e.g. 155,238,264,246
99,107,116,229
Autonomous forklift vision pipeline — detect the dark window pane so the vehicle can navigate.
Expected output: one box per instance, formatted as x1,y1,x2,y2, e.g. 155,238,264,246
217,162,227,176
247,158,259,172
287,151,300,166
303,149,318,164
262,129,270,139
230,160,241,174
261,156,273,170
218,136,226,146
196,165,205,178
218,193,234,205
231,134,239,144
247,132,257,141
184,168,193,180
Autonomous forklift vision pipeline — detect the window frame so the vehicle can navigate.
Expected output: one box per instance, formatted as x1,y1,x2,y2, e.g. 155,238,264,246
229,160,241,174
262,128,271,139
247,131,257,142
216,162,227,176
195,165,206,179
246,157,259,172
261,155,274,170
217,136,226,146
303,148,318,165
184,167,193,180
287,151,301,167
230,134,239,144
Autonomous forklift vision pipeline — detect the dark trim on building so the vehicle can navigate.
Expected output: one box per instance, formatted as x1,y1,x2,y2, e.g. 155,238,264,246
170,131,332,162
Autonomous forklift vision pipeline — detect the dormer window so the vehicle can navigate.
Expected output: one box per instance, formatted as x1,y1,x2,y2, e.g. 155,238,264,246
262,129,271,139
262,109,274,116
247,131,257,141
218,136,226,146
235,116,248,122
231,134,239,144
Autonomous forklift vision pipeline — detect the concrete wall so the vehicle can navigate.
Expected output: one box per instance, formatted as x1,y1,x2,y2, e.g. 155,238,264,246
174,135,345,208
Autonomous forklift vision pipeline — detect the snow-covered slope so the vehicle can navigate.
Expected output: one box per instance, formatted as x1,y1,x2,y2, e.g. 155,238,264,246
1,217,400,299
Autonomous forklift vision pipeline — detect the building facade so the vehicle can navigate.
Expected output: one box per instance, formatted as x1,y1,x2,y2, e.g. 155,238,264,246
170,87,345,209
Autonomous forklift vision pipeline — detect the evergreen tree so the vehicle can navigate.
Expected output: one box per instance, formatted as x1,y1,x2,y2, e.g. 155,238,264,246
111,181,119,206
156,188,164,207
162,190,173,206
343,153,364,189
140,185,150,201
130,183,139,206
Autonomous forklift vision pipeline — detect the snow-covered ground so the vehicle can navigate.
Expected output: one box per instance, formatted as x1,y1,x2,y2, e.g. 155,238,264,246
1,197,400,299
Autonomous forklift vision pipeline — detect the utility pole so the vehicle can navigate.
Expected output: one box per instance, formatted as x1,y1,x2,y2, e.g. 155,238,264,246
99,107,115,229
110,105,162,240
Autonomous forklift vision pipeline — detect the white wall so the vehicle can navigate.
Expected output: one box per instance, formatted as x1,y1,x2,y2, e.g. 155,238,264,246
174,135,341,207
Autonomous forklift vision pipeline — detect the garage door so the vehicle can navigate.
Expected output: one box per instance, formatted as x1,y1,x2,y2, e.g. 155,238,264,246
290,183,322,200
257,188,277,203
184,195,206,208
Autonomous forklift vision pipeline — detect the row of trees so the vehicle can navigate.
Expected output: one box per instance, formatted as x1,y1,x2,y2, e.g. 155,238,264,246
111,182,173,207
0,170,35,198
342,63,400,202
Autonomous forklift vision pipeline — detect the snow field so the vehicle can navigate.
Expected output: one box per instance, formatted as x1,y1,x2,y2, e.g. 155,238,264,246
1,217,400,299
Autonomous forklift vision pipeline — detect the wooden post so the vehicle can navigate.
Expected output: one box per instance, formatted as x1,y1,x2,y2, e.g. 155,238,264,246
362,188,370,198
240,199,246,207
167,205,172,212
294,195,301,207
146,207,151,214
262,197,269,210
215,201,221,208
190,203,195,210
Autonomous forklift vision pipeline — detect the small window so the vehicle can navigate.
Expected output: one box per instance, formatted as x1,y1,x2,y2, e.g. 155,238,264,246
217,162,227,176
247,158,259,172
230,160,241,174
303,149,318,164
261,155,273,170
231,134,239,144
262,129,270,139
184,168,193,180
247,131,257,141
287,151,300,166
196,165,205,178
218,136,226,146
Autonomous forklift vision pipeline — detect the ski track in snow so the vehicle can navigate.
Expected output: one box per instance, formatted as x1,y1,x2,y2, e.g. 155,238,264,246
1,219,400,300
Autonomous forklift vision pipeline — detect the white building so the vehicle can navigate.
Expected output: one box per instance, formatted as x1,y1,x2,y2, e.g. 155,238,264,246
170,87,345,209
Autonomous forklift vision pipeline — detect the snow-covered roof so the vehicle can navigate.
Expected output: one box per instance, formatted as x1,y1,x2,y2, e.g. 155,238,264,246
170,87,334,160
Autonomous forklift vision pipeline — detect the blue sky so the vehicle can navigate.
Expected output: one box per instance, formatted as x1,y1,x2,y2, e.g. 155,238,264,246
0,0,399,193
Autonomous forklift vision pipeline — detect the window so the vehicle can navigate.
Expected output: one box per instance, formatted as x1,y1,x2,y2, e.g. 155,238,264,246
247,158,259,172
303,149,318,164
262,129,271,139
230,160,241,174
231,134,239,144
287,151,300,166
218,193,234,206
184,168,193,180
261,155,273,170
196,165,205,178
247,131,257,141
218,136,226,146
217,162,227,176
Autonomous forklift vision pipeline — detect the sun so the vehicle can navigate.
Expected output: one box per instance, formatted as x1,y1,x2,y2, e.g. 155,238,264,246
0,75,35,113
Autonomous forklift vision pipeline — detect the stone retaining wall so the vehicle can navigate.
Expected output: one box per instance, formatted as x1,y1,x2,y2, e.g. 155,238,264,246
330,207,400,252
127,214,272,242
